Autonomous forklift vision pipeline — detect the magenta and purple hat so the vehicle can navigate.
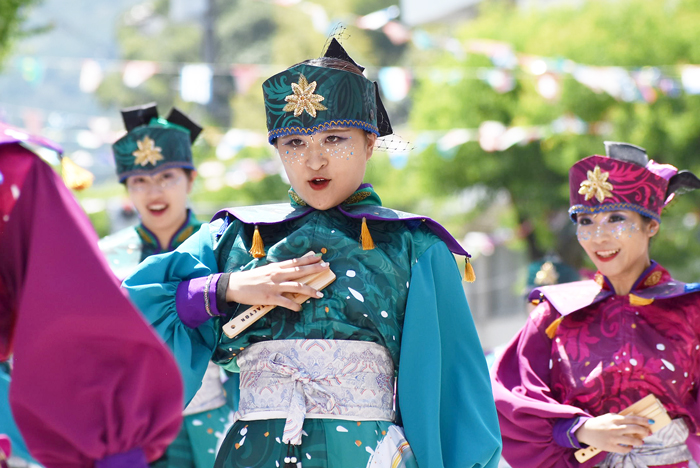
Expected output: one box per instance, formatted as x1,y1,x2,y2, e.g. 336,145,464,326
568,142,679,223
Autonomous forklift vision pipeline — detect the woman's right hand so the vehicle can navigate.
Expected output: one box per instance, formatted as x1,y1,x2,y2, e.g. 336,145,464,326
574,413,653,454
225,254,330,311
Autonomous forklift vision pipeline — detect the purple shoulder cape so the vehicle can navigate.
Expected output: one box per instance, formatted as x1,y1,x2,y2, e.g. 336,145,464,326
211,203,470,258
528,263,700,317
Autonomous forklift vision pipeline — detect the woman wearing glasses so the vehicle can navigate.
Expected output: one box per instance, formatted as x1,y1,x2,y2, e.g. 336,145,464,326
99,104,234,468
100,104,204,280
492,142,700,468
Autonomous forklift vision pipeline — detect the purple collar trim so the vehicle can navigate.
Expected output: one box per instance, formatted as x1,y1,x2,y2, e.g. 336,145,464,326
211,203,470,258
529,262,700,316
0,122,63,154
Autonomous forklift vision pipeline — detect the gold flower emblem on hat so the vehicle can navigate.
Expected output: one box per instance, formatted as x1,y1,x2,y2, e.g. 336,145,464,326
132,136,164,166
578,165,614,203
283,74,328,118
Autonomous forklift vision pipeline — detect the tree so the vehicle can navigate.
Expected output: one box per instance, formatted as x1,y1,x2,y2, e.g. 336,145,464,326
406,0,700,279
0,0,41,66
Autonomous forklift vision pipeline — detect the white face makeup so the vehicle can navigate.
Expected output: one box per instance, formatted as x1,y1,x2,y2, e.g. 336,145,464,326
275,127,376,210
575,210,659,292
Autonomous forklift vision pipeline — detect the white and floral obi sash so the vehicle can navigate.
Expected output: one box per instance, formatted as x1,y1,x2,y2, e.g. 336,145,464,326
235,339,396,445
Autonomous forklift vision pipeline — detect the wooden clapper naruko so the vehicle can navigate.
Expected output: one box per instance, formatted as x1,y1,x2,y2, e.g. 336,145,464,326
222,254,336,339
574,393,672,463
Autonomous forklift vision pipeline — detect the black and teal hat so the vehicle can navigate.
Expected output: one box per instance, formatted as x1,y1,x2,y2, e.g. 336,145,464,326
112,103,202,182
262,39,393,144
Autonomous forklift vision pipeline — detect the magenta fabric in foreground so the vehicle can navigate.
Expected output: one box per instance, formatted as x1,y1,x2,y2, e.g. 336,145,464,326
0,144,183,467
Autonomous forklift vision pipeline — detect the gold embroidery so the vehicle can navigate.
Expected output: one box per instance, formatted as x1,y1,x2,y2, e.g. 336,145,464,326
132,136,164,166
644,271,662,287
289,191,307,206
578,165,614,203
594,273,605,287
283,74,328,118
342,191,371,205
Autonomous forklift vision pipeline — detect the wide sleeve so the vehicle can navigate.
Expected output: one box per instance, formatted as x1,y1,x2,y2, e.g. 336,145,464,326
122,223,223,404
0,367,36,464
4,151,183,467
491,301,602,468
397,242,502,468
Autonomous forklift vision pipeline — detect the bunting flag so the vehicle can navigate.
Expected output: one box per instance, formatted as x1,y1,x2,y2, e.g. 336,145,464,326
122,60,159,88
180,64,212,104
79,59,104,93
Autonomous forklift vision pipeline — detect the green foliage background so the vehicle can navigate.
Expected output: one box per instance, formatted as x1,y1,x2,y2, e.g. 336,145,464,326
403,0,700,280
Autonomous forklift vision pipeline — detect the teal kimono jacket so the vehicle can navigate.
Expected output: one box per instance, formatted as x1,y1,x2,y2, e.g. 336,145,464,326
123,185,501,468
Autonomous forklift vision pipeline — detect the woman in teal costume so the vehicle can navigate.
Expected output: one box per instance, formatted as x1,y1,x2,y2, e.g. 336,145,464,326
100,104,235,468
123,40,501,468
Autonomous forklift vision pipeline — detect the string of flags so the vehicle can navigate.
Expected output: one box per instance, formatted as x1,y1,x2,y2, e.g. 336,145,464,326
1,99,611,192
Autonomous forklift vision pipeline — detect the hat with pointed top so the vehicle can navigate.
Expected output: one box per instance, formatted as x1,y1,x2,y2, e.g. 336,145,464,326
262,38,393,144
568,142,678,222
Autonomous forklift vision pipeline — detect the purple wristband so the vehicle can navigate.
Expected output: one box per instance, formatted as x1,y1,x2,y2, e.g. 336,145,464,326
176,273,223,328
553,416,591,449
95,448,147,468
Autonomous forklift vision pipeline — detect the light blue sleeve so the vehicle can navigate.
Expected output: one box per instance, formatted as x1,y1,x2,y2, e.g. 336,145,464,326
398,242,502,468
122,223,221,405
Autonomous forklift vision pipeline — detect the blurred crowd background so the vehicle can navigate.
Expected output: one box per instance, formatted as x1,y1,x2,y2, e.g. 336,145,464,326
2,0,700,348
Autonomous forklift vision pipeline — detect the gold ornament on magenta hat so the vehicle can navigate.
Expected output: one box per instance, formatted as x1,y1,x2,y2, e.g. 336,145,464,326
283,74,328,118
578,165,614,203
132,136,164,166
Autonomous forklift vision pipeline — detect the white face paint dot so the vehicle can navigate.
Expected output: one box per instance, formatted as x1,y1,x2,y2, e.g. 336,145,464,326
240,427,248,436
306,454,312,460
2,215,8,222
346,270,356,277
10,184,20,200
406,282,409,288
336,425,348,432
657,344,666,351
549,359,553,369
629,358,638,366
191,419,203,426
381,311,388,318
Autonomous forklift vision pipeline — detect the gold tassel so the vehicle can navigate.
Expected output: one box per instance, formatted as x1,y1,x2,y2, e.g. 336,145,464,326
61,156,94,190
250,225,266,258
629,294,654,306
361,217,375,250
545,316,564,339
464,258,476,283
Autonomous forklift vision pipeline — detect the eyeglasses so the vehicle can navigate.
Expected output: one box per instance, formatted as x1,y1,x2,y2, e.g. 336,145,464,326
576,219,640,242
126,171,184,193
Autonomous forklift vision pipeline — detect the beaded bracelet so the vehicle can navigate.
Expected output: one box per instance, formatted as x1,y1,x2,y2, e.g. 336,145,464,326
204,274,215,317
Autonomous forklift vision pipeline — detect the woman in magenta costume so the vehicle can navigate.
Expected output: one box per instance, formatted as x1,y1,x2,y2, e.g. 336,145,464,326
492,141,700,468
0,122,183,468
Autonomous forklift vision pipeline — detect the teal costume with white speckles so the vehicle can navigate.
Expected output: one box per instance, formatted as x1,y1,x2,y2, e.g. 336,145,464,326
124,185,501,468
